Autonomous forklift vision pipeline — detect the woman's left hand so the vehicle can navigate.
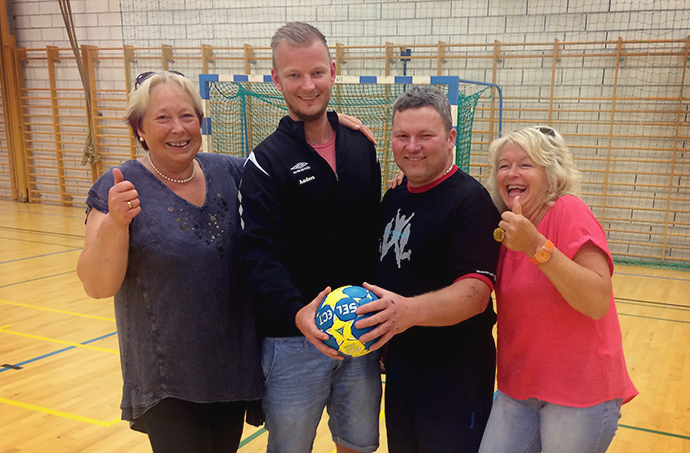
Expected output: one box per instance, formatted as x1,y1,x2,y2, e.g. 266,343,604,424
499,196,545,256
337,113,377,145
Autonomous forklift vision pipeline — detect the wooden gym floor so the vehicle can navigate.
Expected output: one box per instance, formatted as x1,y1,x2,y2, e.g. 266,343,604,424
1,198,689,453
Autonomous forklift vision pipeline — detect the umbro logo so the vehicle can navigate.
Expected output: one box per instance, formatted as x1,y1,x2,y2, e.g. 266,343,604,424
291,162,311,174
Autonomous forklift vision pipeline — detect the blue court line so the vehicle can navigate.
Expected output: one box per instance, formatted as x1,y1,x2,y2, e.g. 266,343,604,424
0,248,82,265
619,424,690,441
616,299,690,312
0,226,84,239
0,235,83,249
0,331,118,373
616,272,690,282
618,312,690,324
3,330,688,445
0,270,76,289
0,244,685,445
0,207,84,220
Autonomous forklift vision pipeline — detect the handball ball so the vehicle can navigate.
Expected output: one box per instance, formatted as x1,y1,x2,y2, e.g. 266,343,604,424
315,285,378,357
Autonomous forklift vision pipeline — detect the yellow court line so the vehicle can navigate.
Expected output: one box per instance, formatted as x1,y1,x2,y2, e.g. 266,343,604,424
0,299,116,322
0,326,119,354
0,397,121,427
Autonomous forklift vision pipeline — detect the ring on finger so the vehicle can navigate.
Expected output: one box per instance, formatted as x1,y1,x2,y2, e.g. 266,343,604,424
127,201,133,210
493,227,505,242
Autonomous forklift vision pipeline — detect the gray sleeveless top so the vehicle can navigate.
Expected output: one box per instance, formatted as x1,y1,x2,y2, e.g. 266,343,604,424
86,153,263,424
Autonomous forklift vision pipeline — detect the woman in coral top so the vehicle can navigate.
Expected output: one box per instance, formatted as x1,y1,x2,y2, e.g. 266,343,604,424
478,126,637,453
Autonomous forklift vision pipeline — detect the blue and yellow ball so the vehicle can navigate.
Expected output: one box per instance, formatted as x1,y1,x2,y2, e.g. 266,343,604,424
315,285,378,357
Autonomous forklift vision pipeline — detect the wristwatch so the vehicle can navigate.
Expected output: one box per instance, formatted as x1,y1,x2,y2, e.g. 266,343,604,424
530,240,554,264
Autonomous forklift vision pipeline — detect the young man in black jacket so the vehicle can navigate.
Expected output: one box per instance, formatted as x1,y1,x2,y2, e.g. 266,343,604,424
239,22,382,453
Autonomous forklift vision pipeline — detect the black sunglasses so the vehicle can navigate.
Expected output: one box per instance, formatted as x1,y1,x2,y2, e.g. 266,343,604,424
134,70,186,89
535,126,556,137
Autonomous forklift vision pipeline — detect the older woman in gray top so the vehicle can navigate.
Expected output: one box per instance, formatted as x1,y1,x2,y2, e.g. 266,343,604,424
77,71,263,453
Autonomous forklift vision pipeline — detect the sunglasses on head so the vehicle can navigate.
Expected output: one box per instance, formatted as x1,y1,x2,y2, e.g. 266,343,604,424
535,126,556,137
134,70,186,89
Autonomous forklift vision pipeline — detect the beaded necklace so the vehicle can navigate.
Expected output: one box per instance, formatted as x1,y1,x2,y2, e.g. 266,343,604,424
147,154,196,184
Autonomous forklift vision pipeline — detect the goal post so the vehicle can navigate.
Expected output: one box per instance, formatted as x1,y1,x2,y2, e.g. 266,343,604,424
199,74,498,191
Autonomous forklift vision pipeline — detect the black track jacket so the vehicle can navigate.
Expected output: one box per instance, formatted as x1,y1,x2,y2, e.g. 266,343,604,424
239,111,381,338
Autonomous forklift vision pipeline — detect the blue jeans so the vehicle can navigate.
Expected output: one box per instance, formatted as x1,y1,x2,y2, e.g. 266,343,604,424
478,390,622,453
261,337,382,453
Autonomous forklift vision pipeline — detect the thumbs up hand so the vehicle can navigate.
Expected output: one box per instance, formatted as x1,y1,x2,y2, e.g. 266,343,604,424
108,168,140,225
510,196,522,216
498,196,545,256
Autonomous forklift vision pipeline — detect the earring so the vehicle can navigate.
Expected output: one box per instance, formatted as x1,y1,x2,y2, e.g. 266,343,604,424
139,136,144,142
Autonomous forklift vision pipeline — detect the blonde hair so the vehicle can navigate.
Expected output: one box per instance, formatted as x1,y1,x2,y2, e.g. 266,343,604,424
124,72,203,151
486,126,582,212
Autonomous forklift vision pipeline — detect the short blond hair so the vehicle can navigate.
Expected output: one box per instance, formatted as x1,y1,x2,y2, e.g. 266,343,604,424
486,126,582,212
124,72,203,151
271,22,329,69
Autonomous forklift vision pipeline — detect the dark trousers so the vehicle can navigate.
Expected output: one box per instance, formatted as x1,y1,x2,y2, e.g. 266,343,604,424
138,397,247,453
385,330,496,453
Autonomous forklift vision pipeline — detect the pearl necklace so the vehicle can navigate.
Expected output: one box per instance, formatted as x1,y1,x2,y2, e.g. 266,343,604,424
147,154,196,184
444,164,454,175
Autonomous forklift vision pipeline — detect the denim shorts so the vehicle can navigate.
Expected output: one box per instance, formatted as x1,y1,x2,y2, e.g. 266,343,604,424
478,390,623,453
261,337,382,453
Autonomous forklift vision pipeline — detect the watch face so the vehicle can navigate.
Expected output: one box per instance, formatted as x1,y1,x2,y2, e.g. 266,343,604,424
530,240,553,264
535,248,550,262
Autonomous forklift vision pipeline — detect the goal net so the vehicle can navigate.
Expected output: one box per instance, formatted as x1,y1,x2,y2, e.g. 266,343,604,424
200,75,492,193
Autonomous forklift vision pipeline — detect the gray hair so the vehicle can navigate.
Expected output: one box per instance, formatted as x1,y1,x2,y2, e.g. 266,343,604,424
392,86,453,133
486,126,582,212
124,72,203,151
271,22,329,68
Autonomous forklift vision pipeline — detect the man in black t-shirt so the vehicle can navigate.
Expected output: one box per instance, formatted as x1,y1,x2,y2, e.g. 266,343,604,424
357,86,501,453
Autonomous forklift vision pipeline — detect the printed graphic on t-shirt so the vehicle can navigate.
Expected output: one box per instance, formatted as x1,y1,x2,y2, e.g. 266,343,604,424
380,209,414,268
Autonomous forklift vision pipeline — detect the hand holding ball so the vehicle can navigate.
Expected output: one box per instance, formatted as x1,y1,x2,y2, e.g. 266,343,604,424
315,285,379,357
